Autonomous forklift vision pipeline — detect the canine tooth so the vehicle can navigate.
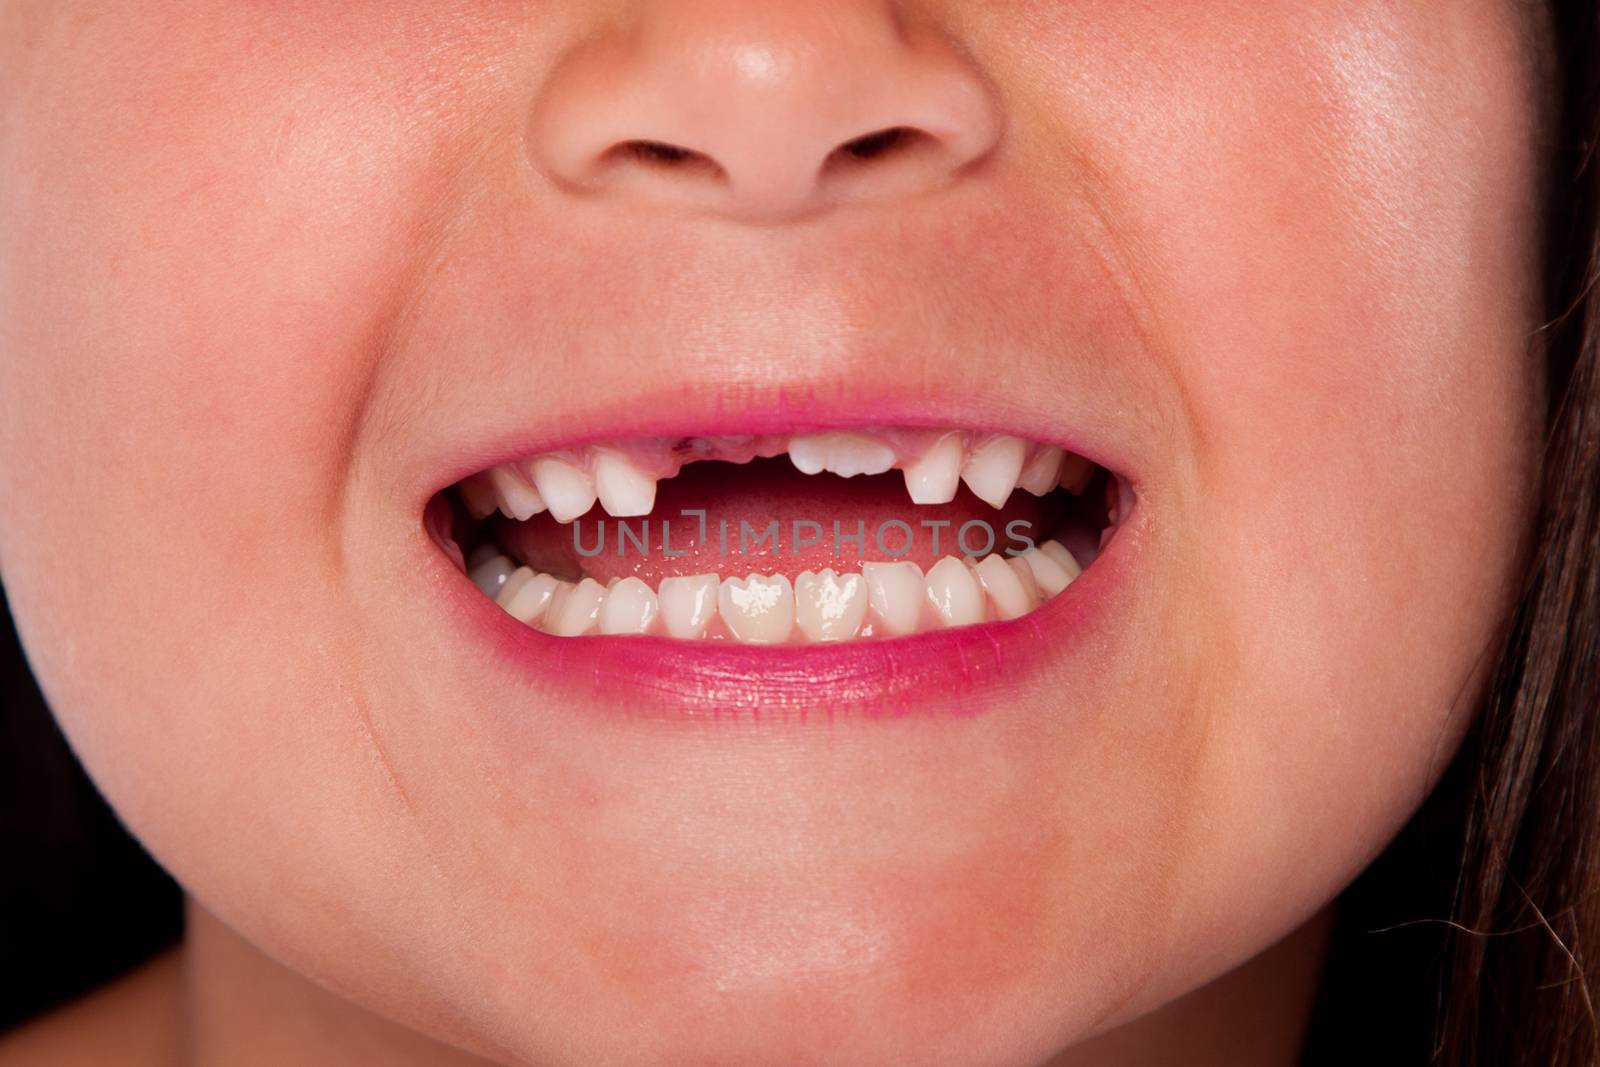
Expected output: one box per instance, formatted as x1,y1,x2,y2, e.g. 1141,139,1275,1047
500,570,559,625
600,577,659,635
592,451,657,518
459,474,500,520
718,574,796,644
1017,446,1064,496
787,432,896,479
862,561,925,636
488,464,547,521
901,433,964,505
794,569,868,642
1007,556,1041,605
1058,452,1094,493
658,574,720,639
545,577,607,636
1021,547,1076,598
924,556,986,627
527,457,596,523
961,435,1027,509
1039,540,1084,579
469,554,515,597
973,554,1035,620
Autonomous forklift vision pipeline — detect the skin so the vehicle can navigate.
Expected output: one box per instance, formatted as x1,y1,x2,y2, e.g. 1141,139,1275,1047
0,2,1546,1065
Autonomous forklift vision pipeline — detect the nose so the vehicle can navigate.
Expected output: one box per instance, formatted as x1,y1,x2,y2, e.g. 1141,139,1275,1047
528,2,1003,222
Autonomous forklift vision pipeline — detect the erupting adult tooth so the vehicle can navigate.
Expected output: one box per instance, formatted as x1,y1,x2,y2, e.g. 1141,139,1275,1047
499,569,559,625
1058,452,1094,494
658,574,720,639
794,569,868,642
546,577,607,637
718,574,796,643
961,435,1027,509
1017,446,1065,496
600,577,659,635
592,451,657,518
489,464,547,521
973,554,1036,620
902,433,964,505
459,474,499,520
469,554,515,598
1021,542,1078,597
924,556,986,627
862,561,925,636
787,432,896,479
527,457,597,523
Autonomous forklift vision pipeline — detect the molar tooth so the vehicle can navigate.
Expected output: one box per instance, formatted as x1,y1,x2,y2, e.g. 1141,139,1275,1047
787,432,896,479
861,561,925,636
527,457,597,523
794,569,868,642
973,554,1035,620
1038,540,1084,579
1016,446,1064,496
901,433,964,505
1021,545,1077,598
961,435,1027,509
718,574,796,644
459,474,499,520
545,577,607,636
499,570,559,625
658,574,721,639
1058,452,1094,493
924,556,986,627
592,451,658,518
599,576,659,635
488,464,547,521
468,554,515,598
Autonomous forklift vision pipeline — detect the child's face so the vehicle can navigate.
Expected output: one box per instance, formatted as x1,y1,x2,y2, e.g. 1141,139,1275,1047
0,1,1544,1063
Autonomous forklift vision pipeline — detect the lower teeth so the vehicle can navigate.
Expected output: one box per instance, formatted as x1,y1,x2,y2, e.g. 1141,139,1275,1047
465,542,1083,643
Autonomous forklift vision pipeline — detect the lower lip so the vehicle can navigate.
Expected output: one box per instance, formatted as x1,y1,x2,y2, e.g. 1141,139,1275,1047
430,524,1132,724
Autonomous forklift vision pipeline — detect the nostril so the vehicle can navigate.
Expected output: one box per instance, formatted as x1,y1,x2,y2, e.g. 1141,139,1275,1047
601,140,728,182
835,126,921,162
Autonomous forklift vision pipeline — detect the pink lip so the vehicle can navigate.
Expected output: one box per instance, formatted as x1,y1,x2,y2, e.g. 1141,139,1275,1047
411,388,1142,722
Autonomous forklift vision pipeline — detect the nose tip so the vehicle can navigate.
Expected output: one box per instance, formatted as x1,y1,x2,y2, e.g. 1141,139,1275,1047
528,5,1002,222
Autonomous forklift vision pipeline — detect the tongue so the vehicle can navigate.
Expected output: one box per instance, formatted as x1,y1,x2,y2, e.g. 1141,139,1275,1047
499,458,1049,585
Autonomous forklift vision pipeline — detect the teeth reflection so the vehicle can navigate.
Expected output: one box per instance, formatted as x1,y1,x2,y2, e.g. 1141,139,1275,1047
794,569,868,642
718,574,796,644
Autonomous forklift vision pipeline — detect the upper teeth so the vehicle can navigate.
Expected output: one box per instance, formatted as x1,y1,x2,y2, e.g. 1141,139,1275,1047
460,429,1094,523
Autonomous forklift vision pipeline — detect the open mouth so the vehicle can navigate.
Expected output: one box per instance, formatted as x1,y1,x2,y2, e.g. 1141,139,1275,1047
426,428,1127,646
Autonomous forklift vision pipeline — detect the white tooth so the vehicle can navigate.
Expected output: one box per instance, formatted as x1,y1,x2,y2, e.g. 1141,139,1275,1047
468,554,515,598
901,433,964,505
787,432,896,479
961,435,1027,509
1021,547,1076,598
1007,555,1041,606
972,554,1035,620
527,457,597,523
794,569,868,642
592,451,658,518
861,561,925,636
488,464,547,521
658,574,720,639
545,577,607,636
1016,446,1064,496
1058,452,1094,493
599,576,659,635
717,574,796,644
1038,540,1084,579
500,570,559,625
924,556,986,627
459,474,500,520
